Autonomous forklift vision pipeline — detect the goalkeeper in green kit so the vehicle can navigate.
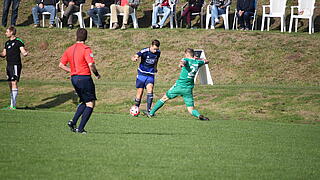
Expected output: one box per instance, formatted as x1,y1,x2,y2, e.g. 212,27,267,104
145,48,210,121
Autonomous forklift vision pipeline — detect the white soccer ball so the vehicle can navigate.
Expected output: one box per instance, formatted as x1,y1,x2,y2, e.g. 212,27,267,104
130,106,140,117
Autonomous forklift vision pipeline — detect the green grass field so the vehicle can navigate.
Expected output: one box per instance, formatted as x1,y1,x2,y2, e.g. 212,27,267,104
1,110,320,179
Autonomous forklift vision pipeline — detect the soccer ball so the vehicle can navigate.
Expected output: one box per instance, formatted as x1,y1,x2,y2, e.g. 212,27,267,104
130,106,140,116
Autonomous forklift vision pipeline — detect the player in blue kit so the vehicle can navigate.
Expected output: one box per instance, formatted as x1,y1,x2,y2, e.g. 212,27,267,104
131,39,161,113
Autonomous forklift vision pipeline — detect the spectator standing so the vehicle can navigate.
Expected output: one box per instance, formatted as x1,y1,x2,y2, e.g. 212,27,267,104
2,0,21,27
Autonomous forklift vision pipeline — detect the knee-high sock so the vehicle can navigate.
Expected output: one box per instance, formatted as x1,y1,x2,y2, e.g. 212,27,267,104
149,99,165,116
11,89,18,107
192,109,201,118
146,93,153,112
72,103,86,125
78,106,93,131
10,91,13,107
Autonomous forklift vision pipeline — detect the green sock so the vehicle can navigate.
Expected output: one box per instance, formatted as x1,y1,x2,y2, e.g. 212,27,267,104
191,110,201,118
150,99,165,115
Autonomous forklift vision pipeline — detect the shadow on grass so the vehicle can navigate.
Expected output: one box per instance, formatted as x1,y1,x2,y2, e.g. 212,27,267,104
17,91,78,110
0,79,8,82
90,131,192,136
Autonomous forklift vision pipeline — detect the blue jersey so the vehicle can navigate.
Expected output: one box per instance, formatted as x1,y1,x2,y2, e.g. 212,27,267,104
136,48,161,76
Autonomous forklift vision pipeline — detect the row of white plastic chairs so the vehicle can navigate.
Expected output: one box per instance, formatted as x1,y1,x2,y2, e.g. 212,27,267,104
41,0,317,34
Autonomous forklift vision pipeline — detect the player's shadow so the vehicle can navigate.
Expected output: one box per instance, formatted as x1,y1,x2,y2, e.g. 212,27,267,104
34,91,78,109
17,15,33,26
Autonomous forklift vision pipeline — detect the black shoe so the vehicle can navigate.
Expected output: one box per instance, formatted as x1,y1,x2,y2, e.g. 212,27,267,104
142,110,154,118
151,24,160,29
199,115,209,121
75,128,87,134
68,24,73,29
67,120,76,132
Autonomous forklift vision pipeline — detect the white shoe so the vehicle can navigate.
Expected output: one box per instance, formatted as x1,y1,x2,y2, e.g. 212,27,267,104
214,18,220,23
210,26,215,29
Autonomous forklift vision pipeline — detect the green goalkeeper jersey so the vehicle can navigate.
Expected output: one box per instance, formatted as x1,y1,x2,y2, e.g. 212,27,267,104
175,58,205,88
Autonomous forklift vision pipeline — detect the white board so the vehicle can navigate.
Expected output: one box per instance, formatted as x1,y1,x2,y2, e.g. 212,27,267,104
194,49,213,85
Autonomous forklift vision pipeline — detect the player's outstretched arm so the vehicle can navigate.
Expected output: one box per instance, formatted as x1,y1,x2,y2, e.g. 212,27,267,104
0,49,6,58
20,47,28,56
59,62,71,73
131,54,139,62
89,63,101,79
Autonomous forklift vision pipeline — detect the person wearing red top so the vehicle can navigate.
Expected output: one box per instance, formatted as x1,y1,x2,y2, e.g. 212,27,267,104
151,0,175,29
59,28,101,134
110,0,139,30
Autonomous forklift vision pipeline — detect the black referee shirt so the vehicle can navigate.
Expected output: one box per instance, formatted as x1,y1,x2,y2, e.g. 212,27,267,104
4,38,24,65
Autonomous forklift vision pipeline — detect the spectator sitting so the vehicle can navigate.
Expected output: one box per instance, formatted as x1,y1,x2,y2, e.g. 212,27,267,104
179,0,204,28
32,0,58,28
236,0,255,30
151,0,174,29
210,0,231,29
60,0,85,29
110,0,140,30
88,0,113,29
2,0,21,27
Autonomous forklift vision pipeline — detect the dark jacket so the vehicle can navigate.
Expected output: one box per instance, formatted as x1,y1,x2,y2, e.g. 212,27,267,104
91,0,113,7
237,0,255,12
188,0,204,8
36,0,57,5
63,0,85,6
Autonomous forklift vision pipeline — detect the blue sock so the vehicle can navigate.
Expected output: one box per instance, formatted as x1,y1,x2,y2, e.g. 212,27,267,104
146,93,153,112
78,106,93,131
72,103,86,125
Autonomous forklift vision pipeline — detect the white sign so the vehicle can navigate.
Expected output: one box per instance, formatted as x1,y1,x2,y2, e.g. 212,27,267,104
194,49,213,85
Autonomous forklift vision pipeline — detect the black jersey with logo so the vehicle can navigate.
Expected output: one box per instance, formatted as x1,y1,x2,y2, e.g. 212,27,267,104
5,38,24,65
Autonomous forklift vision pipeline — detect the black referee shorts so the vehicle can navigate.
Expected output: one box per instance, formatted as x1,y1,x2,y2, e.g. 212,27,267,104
6,64,22,82
71,75,97,103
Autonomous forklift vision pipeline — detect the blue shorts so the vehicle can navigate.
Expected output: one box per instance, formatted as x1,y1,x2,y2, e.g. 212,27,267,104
71,75,97,103
136,74,155,88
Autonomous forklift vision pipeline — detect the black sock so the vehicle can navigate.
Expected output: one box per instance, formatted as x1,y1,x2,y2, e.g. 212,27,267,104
72,103,86,125
147,93,153,112
78,107,93,131
134,98,141,107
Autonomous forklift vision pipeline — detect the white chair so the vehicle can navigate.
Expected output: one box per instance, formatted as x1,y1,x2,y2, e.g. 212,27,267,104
289,0,316,34
89,6,139,29
261,0,287,32
180,2,206,28
232,0,257,30
41,1,60,27
205,5,230,30
60,3,85,28
152,0,178,29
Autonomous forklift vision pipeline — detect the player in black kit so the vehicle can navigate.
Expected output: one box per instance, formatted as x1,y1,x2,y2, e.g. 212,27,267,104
0,27,28,110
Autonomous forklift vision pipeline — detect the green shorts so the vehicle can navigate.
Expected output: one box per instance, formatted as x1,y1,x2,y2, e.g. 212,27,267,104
166,84,194,107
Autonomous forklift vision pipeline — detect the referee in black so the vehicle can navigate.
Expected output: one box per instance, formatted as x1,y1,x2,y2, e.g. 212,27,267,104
0,26,28,110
